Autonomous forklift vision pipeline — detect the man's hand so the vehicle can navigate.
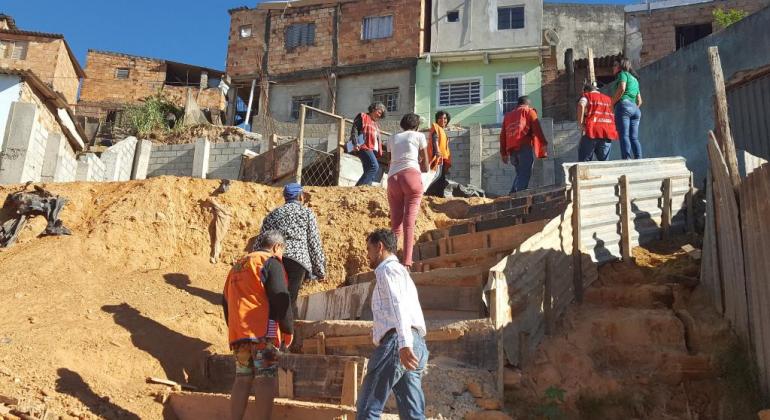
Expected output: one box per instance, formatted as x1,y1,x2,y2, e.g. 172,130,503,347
501,154,509,164
399,347,419,371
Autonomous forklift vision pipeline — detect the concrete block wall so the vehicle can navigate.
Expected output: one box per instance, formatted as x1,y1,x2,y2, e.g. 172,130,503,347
447,130,470,186
0,102,46,184
23,114,48,182
41,133,77,183
146,144,196,177
101,137,138,181
208,140,261,179
76,153,106,182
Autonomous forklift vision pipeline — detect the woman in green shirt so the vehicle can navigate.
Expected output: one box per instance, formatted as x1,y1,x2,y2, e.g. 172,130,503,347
611,58,643,159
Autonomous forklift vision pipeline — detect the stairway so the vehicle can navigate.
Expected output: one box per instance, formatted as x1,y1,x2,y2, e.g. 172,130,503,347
169,186,567,419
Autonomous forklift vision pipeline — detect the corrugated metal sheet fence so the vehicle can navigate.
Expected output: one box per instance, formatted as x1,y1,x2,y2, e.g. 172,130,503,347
727,71,770,161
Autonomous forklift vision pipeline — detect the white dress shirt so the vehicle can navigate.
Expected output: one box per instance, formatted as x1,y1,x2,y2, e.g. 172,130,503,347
371,255,427,349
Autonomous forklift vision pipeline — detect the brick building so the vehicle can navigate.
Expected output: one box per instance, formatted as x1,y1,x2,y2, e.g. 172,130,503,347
76,50,227,142
226,0,425,125
0,14,85,105
625,0,770,68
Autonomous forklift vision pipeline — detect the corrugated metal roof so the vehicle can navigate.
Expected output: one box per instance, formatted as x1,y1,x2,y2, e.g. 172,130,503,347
728,69,770,161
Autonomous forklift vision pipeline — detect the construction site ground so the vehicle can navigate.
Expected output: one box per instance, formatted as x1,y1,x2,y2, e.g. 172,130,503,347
0,178,761,419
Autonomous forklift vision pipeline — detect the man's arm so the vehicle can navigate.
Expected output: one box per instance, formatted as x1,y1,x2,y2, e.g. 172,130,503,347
264,258,294,335
576,98,587,132
612,73,627,105
306,211,326,279
499,115,509,163
431,129,440,159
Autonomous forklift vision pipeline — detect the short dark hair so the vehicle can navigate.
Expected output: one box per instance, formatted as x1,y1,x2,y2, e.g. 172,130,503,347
256,230,285,249
366,228,397,253
400,113,421,131
435,110,451,124
517,95,530,106
583,82,597,92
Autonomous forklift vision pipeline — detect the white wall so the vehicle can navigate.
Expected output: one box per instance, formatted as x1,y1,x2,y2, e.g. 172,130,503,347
0,74,22,151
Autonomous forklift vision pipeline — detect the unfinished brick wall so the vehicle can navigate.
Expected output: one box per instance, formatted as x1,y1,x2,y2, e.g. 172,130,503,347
19,82,60,137
541,47,571,121
338,0,423,66
79,52,165,104
268,6,335,75
227,8,268,77
629,0,770,67
0,35,79,104
162,86,226,111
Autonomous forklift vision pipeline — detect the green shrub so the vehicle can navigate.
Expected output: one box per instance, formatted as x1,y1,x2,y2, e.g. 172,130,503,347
123,95,183,137
713,7,748,29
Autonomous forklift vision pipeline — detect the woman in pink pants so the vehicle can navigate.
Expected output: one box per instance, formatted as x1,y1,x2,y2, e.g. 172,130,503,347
387,113,430,268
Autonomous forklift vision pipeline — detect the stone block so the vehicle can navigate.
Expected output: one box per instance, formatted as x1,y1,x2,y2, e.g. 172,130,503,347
192,137,211,178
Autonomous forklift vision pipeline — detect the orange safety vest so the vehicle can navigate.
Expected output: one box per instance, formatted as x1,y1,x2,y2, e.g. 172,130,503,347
223,250,286,347
582,91,619,141
500,106,548,158
427,123,451,170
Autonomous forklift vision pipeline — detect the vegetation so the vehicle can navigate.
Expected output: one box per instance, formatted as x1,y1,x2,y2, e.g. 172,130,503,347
713,7,748,29
123,94,183,137
535,386,567,420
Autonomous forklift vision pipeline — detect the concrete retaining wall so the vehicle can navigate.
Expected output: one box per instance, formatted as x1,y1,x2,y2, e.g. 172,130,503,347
76,153,106,182
208,141,261,180
147,143,196,177
101,137,138,181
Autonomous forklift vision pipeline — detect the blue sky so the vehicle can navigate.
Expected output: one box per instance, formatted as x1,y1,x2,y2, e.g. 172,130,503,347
3,0,635,70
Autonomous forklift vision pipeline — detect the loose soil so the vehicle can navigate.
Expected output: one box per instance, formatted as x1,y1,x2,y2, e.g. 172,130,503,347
0,178,485,419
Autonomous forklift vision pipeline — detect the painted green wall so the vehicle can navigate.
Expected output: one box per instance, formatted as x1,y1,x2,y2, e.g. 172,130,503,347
415,57,542,127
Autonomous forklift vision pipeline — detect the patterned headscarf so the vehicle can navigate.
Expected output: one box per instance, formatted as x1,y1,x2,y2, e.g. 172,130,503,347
283,183,303,202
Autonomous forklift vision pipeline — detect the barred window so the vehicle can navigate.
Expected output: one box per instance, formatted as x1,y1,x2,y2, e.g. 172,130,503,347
438,79,481,107
115,68,130,79
285,23,315,51
362,15,393,40
498,6,525,30
291,95,320,120
372,88,399,112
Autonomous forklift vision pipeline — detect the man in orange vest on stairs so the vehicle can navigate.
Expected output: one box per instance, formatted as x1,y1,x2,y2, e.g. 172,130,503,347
223,230,294,420
499,96,548,194
577,83,619,161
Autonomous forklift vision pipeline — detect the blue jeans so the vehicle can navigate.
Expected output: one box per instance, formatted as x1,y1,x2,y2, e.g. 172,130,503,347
356,149,380,186
615,100,642,159
356,330,429,420
578,135,612,162
510,142,535,194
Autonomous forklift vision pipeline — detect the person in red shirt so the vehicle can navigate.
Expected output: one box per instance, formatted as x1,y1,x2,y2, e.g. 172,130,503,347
223,230,294,420
499,96,548,194
577,83,618,161
350,102,386,186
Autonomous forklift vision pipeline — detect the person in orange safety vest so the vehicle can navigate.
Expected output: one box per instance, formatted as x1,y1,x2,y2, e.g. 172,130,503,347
223,230,294,420
577,83,618,161
425,110,452,197
499,96,548,194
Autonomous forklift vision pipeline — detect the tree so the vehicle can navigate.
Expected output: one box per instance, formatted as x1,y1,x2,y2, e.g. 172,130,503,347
713,7,748,29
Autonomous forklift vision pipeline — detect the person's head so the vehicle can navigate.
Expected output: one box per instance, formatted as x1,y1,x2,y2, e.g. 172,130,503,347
400,113,421,131
613,58,635,76
517,96,531,107
435,110,451,128
583,82,598,93
256,230,285,258
368,102,387,121
283,182,303,203
366,228,397,269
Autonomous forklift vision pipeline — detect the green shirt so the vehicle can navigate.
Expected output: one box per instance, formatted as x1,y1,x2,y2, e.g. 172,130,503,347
616,71,640,103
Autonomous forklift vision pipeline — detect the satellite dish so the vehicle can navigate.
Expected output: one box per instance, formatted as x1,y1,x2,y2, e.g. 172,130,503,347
544,29,560,47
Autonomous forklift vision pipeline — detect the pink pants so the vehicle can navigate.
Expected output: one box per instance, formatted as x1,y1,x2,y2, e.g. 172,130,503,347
387,168,423,266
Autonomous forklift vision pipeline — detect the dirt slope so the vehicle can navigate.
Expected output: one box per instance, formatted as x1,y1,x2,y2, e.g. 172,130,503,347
0,177,480,419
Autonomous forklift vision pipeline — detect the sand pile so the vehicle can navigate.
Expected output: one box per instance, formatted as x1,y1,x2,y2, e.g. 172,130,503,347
0,177,478,419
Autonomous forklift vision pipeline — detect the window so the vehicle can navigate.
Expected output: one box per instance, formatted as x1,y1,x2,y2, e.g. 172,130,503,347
372,88,399,112
497,6,525,30
239,25,252,38
291,95,320,120
499,75,521,115
439,79,481,107
675,23,712,50
447,11,460,22
1,40,28,60
115,68,130,79
362,16,393,40
285,23,316,51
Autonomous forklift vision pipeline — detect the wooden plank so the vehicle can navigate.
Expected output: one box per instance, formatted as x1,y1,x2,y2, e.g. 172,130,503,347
708,47,741,189
335,117,345,185
296,105,306,183
318,332,327,355
418,220,547,261
278,368,294,399
412,246,511,272
687,172,695,233
707,132,749,343
571,166,584,303
700,167,724,314
619,175,632,260
340,361,358,406
587,47,596,85
662,178,673,239
169,392,357,420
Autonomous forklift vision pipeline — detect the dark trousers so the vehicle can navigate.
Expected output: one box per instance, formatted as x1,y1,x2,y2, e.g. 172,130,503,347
356,149,380,186
282,258,307,318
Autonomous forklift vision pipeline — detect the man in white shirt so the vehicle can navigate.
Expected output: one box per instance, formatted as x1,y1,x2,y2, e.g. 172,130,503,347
357,229,428,420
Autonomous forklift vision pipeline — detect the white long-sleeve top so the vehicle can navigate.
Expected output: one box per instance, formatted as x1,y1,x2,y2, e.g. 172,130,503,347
371,255,427,349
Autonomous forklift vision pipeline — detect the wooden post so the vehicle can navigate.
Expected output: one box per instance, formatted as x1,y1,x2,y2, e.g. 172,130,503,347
619,175,633,261
340,361,358,406
662,178,673,239
707,46,740,189
336,117,345,185
244,78,257,128
278,368,294,398
687,172,695,233
566,48,576,121
570,165,584,303
296,105,307,183
587,48,596,86
489,271,509,405
317,332,326,355
269,134,278,151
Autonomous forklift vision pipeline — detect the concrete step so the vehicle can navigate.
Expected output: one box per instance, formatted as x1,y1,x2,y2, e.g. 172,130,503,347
348,264,489,286
412,245,512,272
168,392,356,420
570,308,687,351
583,284,675,309
590,345,716,385
294,318,500,371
